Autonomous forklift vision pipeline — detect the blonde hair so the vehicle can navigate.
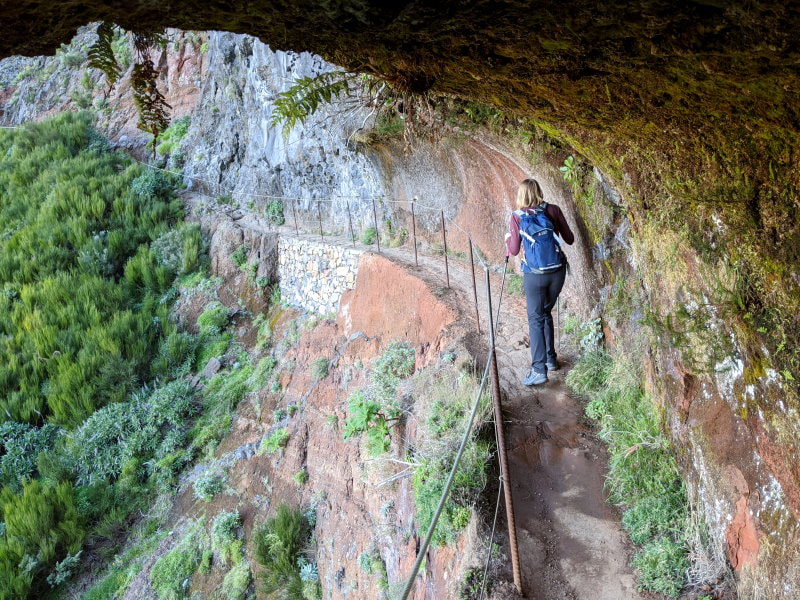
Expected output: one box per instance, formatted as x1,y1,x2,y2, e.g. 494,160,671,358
515,178,544,209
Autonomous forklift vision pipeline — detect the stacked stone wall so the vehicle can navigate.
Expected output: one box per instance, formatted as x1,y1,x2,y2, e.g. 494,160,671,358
277,236,362,315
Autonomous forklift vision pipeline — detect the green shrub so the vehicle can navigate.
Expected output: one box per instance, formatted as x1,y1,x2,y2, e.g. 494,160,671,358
293,468,309,486
212,510,243,565
230,245,249,269
67,380,196,486
151,330,198,379
193,469,226,502
411,441,488,546
0,113,186,426
632,537,688,597
0,422,63,490
342,342,415,456
149,524,205,600
253,504,311,598
0,479,85,599
372,341,415,396
567,348,689,597
197,301,229,335
310,357,329,380
358,549,388,591
150,223,203,275
221,561,252,600
266,199,286,225
361,227,377,245
130,169,176,202
154,116,191,157
260,428,290,454
342,391,392,456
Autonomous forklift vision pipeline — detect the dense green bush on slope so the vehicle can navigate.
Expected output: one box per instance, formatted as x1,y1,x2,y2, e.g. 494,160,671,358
0,112,205,600
0,111,199,426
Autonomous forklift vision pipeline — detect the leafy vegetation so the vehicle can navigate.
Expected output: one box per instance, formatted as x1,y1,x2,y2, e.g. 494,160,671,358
358,548,388,591
342,342,415,456
361,226,377,245
0,113,212,599
194,469,227,502
506,273,524,296
310,357,329,380
253,503,317,599
567,348,689,597
270,71,355,137
260,428,290,454
154,115,191,158
265,199,286,225
149,521,207,600
410,368,491,547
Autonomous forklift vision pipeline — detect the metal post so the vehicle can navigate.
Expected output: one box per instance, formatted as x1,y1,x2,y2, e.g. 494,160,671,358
411,199,418,266
346,201,356,247
485,268,523,596
441,210,450,288
372,198,381,254
292,198,299,236
317,200,324,241
468,237,481,334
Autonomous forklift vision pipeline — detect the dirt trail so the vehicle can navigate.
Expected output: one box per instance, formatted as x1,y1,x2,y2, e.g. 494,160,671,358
198,204,655,599
494,295,649,600
373,242,655,600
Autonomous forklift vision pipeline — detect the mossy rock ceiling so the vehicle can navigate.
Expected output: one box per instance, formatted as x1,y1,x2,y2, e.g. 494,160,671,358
2,1,798,355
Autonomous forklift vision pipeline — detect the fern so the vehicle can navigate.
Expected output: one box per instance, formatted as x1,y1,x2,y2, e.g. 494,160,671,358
271,71,354,137
87,22,121,88
131,60,171,147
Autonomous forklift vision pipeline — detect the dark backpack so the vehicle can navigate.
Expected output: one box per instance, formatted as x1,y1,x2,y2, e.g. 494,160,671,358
514,203,564,273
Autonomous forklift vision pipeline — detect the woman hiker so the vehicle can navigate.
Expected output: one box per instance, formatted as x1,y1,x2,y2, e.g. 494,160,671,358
505,178,575,386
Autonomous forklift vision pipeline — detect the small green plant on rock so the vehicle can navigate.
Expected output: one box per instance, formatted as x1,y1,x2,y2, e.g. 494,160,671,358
212,510,243,565
293,468,309,486
342,390,397,456
193,469,226,502
260,428,290,454
311,357,329,380
230,245,249,269
361,226,377,245
358,548,388,591
342,342,415,456
265,199,286,225
221,561,252,600
253,503,315,598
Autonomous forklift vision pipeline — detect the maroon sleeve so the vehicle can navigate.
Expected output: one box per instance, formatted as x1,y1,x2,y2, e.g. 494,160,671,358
547,204,574,245
506,212,522,256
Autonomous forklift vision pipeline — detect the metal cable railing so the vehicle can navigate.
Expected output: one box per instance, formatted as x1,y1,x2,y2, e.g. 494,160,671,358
1,121,527,598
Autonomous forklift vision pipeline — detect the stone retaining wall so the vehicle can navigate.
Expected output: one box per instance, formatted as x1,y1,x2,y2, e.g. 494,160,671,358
277,237,363,315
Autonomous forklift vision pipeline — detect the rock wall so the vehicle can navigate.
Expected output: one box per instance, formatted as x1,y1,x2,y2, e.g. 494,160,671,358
277,236,362,315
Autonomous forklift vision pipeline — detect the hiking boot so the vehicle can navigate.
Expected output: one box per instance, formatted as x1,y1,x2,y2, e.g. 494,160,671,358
522,369,548,386
546,359,559,372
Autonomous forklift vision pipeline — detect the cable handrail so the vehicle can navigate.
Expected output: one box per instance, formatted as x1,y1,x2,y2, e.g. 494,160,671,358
2,118,522,599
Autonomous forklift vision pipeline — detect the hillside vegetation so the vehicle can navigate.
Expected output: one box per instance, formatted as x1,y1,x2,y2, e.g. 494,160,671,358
0,112,208,599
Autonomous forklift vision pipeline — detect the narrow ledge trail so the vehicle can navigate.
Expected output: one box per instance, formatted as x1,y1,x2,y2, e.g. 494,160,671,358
192,195,662,600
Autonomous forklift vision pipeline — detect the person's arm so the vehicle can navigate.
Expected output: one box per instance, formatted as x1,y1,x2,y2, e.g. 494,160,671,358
505,212,522,255
548,205,574,245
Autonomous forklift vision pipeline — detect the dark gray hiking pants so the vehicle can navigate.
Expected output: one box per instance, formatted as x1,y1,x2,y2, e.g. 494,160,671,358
523,266,566,374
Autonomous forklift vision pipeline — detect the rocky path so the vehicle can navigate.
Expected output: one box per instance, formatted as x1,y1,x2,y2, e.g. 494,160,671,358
360,243,654,600
190,197,654,599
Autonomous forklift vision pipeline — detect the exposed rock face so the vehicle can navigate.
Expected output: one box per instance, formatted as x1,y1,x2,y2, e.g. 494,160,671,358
0,25,205,156
2,4,800,595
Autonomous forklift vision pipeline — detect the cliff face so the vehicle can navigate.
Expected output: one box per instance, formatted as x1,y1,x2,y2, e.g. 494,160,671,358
2,5,800,596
